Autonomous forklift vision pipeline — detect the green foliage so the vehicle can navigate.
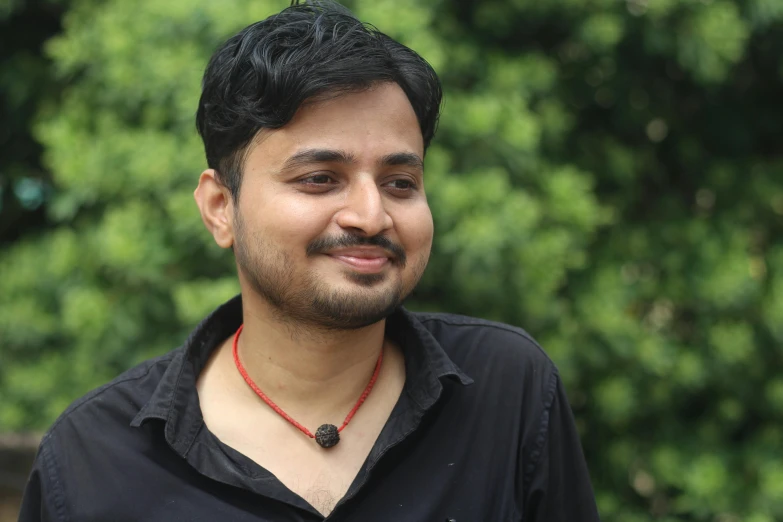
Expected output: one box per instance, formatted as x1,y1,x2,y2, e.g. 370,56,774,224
2,0,782,519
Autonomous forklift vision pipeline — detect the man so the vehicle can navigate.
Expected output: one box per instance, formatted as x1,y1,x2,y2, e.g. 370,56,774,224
20,1,600,520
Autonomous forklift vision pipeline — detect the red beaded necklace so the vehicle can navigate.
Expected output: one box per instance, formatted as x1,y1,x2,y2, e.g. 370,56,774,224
232,324,383,448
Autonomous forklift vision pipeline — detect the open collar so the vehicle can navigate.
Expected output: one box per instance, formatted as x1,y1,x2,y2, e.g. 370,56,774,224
131,294,473,458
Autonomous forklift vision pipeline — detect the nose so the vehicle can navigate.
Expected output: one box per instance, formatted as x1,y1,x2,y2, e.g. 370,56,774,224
334,177,393,236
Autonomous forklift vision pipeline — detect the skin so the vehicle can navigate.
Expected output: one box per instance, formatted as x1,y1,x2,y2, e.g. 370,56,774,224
193,82,433,515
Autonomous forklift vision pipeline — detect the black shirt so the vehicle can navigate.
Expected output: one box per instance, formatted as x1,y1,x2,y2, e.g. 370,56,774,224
20,296,600,521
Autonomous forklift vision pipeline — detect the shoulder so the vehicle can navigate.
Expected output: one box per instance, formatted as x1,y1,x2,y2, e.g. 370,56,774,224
411,311,552,363
412,311,542,346
27,349,183,520
44,348,181,441
410,311,557,388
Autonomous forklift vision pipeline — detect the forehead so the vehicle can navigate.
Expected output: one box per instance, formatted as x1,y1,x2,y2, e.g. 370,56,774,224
244,83,424,172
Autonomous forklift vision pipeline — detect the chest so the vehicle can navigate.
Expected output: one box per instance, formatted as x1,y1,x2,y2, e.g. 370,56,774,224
196,337,409,516
200,366,404,516
225,428,378,516
70,385,527,522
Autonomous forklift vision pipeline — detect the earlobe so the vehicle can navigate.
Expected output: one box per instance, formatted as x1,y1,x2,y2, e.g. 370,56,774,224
194,169,235,249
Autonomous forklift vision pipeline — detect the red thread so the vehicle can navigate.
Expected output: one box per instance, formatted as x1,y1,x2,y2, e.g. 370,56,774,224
232,324,383,439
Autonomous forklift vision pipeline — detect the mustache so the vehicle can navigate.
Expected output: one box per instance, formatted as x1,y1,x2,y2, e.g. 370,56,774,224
306,234,407,266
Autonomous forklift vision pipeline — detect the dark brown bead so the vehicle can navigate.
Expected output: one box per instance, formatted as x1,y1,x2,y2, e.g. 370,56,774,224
314,424,340,448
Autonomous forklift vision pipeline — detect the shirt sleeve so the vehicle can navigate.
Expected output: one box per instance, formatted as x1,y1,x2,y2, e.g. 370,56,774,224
521,371,600,522
18,437,65,522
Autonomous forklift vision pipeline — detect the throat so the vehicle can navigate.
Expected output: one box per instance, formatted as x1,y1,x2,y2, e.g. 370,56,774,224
230,319,389,419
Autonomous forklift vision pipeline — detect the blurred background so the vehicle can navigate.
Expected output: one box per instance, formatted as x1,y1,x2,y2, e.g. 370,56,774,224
1,0,782,520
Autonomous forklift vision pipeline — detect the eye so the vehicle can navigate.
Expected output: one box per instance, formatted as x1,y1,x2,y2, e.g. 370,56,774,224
300,173,334,185
297,173,338,192
385,178,418,193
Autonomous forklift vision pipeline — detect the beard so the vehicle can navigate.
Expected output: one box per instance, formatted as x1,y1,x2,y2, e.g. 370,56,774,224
233,215,428,331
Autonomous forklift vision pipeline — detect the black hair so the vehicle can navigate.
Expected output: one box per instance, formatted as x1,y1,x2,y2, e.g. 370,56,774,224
195,0,443,201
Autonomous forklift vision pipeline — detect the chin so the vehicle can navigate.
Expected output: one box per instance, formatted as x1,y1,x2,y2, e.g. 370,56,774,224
308,300,400,330
342,271,390,287
306,282,406,330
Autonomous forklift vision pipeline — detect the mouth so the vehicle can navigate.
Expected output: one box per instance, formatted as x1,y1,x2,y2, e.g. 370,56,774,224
324,248,392,274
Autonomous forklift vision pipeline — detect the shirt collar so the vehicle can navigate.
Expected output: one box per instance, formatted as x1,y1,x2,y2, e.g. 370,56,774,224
131,294,473,456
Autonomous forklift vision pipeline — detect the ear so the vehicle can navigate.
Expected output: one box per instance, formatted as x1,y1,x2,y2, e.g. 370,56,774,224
194,169,235,249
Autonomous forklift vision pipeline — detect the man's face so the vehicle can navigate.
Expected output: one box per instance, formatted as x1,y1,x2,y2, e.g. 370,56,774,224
232,82,433,330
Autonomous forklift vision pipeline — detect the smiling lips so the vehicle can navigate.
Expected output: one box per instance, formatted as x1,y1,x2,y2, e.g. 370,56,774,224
325,248,392,273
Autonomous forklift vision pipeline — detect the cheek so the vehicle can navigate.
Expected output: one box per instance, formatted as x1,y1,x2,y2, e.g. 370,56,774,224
399,206,434,254
242,192,334,243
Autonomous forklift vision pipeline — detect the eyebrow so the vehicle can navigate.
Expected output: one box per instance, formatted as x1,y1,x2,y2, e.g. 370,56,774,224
379,152,424,170
281,148,424,172
282,149,356,171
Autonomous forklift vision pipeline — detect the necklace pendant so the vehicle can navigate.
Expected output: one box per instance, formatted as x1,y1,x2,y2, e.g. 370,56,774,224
314,424,340,448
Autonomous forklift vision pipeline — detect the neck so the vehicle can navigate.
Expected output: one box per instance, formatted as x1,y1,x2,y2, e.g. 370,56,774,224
229,292,388,419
